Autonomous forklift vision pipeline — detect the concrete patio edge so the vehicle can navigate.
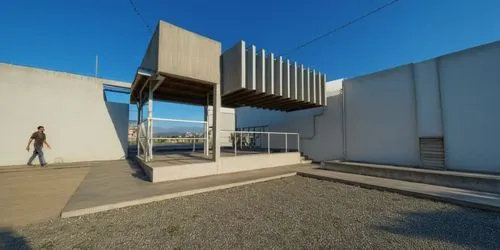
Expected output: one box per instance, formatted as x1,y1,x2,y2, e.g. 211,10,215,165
61,172,296,218
297,169,500,213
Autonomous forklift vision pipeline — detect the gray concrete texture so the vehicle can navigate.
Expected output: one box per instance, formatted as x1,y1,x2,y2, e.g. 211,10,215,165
298,168,500,213
0,63,129,166
141,21,221,85
221,41,326,106
321,161,500,194
5,176,500,249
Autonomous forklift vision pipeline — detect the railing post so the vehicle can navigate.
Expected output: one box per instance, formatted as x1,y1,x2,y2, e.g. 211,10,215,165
268,132,271,154
285,134,288,152
234,132,237,156
192,139,195,152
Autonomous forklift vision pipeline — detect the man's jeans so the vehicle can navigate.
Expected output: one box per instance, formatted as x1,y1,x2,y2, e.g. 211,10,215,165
28,146,46,166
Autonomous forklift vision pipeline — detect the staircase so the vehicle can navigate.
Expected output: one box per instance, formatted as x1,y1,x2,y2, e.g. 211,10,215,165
300,153,313,164
320,160,500,194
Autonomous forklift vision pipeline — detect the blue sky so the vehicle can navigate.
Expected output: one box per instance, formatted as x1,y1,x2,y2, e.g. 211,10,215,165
1,0,500,121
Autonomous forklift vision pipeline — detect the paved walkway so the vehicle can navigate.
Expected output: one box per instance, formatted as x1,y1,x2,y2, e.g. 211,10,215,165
0,167,90,227
61,162,308,217
298,168,500,212
0,159,310,227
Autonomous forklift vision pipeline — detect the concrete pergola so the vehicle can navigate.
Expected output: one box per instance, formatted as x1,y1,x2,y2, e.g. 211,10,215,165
130,20,326,168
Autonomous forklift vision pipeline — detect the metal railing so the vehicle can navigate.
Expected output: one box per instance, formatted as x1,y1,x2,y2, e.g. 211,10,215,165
137,117,208,161
222,130,300,156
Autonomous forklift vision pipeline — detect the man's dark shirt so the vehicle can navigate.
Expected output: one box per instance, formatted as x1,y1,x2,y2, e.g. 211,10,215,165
30,132,46,148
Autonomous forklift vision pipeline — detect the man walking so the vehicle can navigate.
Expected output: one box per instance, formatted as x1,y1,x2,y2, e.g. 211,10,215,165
26,126,51,167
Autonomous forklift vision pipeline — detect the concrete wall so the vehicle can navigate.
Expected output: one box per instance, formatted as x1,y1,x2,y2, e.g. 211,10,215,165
343,65,420,166
0,63,129,166
236,81,344,162
438,42,500,173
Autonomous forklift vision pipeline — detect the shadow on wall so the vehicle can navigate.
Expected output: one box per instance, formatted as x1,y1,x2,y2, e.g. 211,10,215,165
0,228,30,249
105,102,129,159
373,207,500,249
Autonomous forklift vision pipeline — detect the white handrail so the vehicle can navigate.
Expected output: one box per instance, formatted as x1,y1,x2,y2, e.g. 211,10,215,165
151,117,207,124
221,130,299,136
223,130,300,156
151,138,206,140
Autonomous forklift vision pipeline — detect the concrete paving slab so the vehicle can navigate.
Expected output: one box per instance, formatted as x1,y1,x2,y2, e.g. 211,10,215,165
298,168,500,213
61,162,311,218
0,167,90,227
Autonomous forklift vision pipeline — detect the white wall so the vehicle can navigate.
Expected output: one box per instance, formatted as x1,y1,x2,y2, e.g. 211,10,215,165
236,81,344,162
343,65,420,166
414,59,443,137
438,42,500,173
0,63,129,166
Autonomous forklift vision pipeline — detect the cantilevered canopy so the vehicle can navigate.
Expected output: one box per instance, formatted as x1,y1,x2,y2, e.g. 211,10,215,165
220,41,326,112
130,21,221,106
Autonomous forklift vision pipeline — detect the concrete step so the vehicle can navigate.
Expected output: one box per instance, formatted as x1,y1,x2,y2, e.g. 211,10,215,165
297,168,500,213
300,160,313,164
321,160,500,194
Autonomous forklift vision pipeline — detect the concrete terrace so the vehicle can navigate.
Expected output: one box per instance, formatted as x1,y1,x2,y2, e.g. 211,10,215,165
0,159,308,227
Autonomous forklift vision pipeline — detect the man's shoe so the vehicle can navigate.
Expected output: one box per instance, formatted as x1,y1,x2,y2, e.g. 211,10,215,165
27,164,33,167
41,164,48,168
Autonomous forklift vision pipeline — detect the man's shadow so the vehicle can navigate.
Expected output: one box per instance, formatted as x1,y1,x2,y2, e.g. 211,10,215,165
0,228,30,250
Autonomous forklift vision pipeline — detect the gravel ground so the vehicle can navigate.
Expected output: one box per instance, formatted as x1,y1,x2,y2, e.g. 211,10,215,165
2,176,500,250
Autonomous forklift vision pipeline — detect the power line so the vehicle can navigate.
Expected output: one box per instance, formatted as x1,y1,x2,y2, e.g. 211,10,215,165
283,0,402,56
128,0,153,34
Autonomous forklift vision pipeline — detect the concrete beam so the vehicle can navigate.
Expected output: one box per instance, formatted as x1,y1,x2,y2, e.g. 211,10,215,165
283,59,290,98
221,41,246,95
304,67,310,102
315,72,321,105
256,49,266,93
246,45,256,90
274,56,283,96
290,62,297,100
297,64,304,101
265,53,274,95
310,69,316,104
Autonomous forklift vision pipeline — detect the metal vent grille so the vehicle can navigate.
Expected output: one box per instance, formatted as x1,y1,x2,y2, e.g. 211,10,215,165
419,137,445,169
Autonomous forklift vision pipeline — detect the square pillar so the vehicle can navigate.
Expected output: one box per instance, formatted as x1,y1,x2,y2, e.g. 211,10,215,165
204,104,209,156
212,83,221,162
148,81,153,161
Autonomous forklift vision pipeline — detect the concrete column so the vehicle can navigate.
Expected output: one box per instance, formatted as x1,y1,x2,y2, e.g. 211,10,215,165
148,82,153,161
212,83,221,163
136,100,141,157
204,104,209,156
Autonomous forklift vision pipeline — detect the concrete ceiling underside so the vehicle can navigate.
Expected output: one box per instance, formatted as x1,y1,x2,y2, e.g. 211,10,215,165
221,89,321,111
131,74,214,106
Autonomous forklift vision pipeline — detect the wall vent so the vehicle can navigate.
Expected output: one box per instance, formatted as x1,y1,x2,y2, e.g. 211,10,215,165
419,137,445,169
